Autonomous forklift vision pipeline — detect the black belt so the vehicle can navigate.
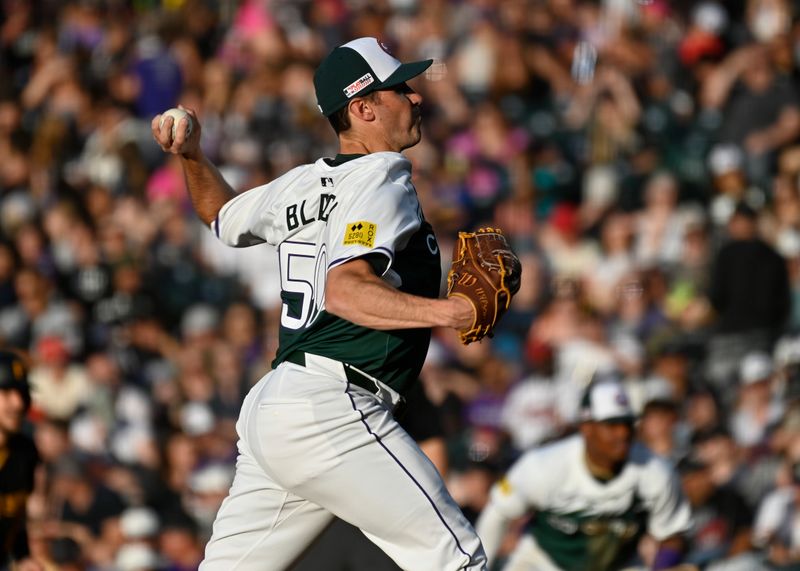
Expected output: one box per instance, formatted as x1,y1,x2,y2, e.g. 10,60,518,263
284,351,381,397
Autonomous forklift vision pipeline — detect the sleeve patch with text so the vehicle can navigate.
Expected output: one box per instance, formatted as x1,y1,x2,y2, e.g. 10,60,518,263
343,221,377,247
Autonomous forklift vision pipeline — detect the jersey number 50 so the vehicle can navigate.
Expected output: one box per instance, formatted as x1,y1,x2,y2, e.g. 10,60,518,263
279,241,326,330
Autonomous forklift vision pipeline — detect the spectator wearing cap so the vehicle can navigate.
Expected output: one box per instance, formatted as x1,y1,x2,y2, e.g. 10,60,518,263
476,379,692,571
539,202,600,281
752,459,800,568
678,3,728,69
706,202,790,394
27,335,91,421
184,463,233,540
730,351,785,452
706,143,751,230
119,506,160,546
0,349,41,571
114,542,162,571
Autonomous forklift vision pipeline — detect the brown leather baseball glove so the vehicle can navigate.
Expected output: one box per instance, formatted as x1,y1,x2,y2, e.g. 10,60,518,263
446,227,522,344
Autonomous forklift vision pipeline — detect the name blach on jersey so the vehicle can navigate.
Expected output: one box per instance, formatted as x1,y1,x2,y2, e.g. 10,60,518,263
286,192,338,231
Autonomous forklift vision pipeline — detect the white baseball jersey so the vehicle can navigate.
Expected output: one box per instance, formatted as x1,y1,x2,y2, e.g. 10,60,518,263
477,435,692,571
214,151,440,393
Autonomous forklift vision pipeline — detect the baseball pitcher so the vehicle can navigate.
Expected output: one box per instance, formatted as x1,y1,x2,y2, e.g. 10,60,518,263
153,37,520,571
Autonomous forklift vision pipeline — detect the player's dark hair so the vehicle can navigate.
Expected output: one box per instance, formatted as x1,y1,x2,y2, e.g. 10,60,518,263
327,105,351,134
327,92,380,135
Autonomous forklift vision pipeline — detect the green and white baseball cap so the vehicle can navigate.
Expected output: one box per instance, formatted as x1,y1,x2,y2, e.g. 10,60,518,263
314,37,433,116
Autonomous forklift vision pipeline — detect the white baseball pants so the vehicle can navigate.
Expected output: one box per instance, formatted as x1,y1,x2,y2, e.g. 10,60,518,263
199,360,487,570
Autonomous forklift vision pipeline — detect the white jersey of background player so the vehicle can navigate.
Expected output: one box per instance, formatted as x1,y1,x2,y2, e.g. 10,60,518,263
477,380,692,571
153,38,486,570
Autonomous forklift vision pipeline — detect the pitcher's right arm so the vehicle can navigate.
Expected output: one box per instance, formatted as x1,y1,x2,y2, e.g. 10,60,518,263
151,107,236,225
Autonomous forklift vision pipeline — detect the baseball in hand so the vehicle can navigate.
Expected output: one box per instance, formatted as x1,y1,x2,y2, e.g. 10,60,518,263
160,108,193,139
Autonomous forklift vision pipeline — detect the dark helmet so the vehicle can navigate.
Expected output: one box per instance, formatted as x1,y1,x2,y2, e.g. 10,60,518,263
0,349,31,411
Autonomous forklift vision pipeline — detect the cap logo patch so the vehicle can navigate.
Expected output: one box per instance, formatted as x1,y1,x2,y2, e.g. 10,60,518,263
616,393,628,406
343,73,374,98
343,221,377,247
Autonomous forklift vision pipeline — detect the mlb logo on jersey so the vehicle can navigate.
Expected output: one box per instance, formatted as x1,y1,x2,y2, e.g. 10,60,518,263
343,73,375,98
321,177,334,187
344,221,377,247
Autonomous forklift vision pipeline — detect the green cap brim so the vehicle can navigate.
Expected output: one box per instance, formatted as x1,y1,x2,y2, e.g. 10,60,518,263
380,59,434,89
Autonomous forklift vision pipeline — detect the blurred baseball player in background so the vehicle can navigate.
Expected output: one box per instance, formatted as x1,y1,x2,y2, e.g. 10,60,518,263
476,377,693,571
152,37,488,570
0,350,41,571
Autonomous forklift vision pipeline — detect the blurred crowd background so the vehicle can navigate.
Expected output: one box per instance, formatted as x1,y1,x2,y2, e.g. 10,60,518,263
4,0,800,569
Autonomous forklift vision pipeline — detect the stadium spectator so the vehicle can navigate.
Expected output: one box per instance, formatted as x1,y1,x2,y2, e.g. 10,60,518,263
752,459,800,568
679,455,756,570
706,201,791,396
729,351,785,453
